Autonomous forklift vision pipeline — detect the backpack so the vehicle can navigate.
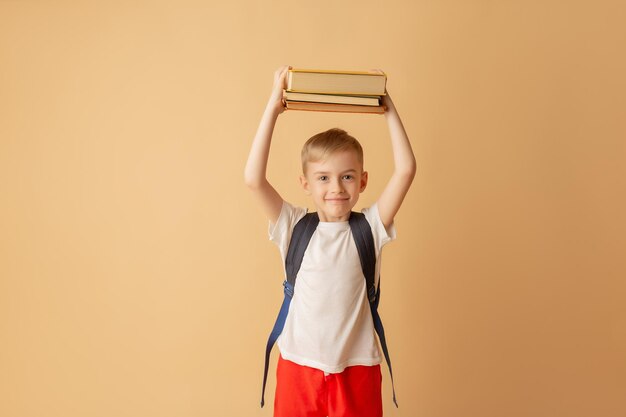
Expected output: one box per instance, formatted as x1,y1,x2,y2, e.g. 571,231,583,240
260,211,398,408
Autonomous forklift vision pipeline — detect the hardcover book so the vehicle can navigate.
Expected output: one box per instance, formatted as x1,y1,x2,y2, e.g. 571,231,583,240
284,91,381,107
285,101,386,114
287,69,387,96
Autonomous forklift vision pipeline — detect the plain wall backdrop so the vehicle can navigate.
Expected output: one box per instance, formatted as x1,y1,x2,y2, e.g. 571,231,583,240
1,1,625,416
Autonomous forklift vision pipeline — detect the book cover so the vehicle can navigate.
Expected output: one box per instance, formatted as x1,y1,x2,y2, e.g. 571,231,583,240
287,68,387,96
283,91,381,106
285,100,386,114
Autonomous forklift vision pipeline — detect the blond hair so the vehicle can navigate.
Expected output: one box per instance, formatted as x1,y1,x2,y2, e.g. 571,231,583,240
301,128,363,173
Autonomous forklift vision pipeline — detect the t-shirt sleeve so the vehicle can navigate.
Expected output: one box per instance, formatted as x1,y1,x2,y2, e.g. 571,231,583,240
362,203,397,252
268,200,308,263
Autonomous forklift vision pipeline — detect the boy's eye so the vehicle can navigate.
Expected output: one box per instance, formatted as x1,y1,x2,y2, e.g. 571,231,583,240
318,176,328,181
342,175,354,180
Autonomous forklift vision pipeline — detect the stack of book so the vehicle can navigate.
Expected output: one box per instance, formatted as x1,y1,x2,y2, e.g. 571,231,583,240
284,68,387,114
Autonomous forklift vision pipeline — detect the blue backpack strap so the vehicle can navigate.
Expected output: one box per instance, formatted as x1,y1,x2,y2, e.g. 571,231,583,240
348,212,376,302
349,212,398,407
285,213,320,286
261,212,319,407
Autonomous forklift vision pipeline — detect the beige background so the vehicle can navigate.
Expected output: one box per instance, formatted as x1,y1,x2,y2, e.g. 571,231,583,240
1,1,625,416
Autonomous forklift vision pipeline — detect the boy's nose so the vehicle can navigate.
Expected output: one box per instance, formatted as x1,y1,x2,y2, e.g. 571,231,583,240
331,180,345,192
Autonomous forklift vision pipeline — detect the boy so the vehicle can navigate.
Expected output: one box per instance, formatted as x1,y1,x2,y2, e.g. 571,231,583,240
244,65,416,417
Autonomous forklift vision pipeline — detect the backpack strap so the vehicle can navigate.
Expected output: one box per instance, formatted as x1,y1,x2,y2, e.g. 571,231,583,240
348,212,377,302
349,212,398,407
285,213,320,286
260,212,319,407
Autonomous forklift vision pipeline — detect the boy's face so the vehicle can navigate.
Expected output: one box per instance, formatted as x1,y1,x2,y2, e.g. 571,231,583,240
300,150,368,222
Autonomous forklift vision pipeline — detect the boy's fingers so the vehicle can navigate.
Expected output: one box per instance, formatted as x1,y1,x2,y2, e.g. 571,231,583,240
275,66,289,80
280,66,290,85
275,65,289,77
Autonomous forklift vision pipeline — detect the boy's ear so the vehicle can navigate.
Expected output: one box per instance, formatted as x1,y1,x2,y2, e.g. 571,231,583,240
300,174,311,195
359,171,368,193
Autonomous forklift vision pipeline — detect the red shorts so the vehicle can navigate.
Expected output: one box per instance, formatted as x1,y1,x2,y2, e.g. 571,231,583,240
274,355,383,417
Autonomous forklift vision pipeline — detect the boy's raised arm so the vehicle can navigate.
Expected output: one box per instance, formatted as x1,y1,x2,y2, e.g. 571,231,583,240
376,91,417,229
244,66,291,224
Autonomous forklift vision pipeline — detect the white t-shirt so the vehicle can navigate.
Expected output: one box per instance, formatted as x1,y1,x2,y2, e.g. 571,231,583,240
269,200,396,374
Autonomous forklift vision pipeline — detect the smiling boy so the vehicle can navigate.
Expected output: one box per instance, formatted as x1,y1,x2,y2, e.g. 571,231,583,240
299,129,367,222
245,66,416,417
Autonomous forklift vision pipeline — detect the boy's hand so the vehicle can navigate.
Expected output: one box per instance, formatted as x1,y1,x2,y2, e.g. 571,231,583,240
381,90,397,114
369,68,397,114
268,65,291,115
368,68,417,228
245,65,292,224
